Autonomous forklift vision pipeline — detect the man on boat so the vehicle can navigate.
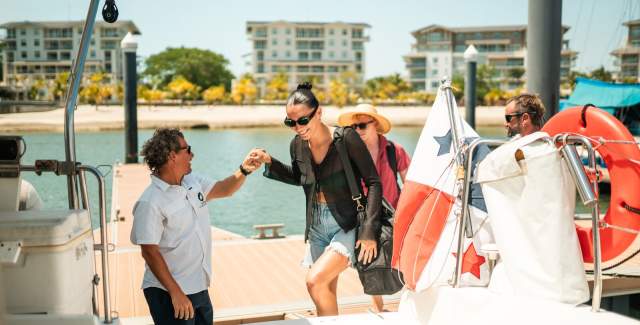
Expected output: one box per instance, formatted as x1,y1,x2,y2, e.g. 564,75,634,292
503,93,545,138
476,94,590,304
130,128,262,324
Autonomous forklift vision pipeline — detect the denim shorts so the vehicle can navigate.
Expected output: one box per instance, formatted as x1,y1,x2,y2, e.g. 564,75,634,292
302,202,356,268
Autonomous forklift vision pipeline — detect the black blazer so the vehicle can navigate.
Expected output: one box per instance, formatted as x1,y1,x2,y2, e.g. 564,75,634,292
264,127,382,241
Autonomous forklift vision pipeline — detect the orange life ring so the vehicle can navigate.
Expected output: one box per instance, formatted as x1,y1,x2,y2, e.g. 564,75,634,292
543,106,640,270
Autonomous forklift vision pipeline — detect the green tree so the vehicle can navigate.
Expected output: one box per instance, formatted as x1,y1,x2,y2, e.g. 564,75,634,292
143,47,235,91
364,73,411,103
167,75,201,106
507,67,525,80
51,72,70,101
79,72,112,109
202,85,226,105
476,65,499,104
27,77,47,100
451,74,464,101
264,73,290,101
231,74,257,104
589,66,613,82
328,78,349,107
564,70,588,90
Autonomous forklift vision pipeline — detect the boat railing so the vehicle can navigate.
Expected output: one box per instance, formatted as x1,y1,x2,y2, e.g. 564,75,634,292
0,161,114,323
451,134,603,313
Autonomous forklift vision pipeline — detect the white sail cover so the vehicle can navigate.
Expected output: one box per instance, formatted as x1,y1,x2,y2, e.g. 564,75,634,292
476,132,589,305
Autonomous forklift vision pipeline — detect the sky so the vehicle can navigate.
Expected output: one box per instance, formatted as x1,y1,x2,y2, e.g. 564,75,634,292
2,0,639,79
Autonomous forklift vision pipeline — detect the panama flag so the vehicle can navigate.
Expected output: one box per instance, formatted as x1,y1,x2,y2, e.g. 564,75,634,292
392,87,493,292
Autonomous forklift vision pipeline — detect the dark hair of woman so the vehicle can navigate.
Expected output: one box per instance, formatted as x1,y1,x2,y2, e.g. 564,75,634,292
287,82,319,110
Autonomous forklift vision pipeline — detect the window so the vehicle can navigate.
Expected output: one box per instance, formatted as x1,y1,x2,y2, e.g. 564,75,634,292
286,39,291,46
34,51,40,58
298,52,309,60
21,51,27,59
105,63,112,73
272,51,278,58
272,39,278,46
20,29,26,36
257,51,264,61
34,39,40,47
329,51,335,58
285,51,291,58
20,40,27,47
432,69,438,76
254,40,266,49
105,51,112,59
431,81,440,89
342,51,347,59
342,29,347,36
329,29,334,35
310,41,324,50
285,28,291,35
271,28,277,35
90,50,96,58
47,52,58,60
433,57,438,64
312,66,324,73
352,29,364,38
342,40,347,47
311,52,322,60
34,29,39,35
329,39,334,46
60,52,71,60
356,64,362,72
328,66,338,72
101,27,119,37
257,64,264,73
352,41,363,50
355,52,362,61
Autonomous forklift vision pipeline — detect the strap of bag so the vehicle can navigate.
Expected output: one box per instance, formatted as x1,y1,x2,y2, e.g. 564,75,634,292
386,140,401,192
334,127,366,213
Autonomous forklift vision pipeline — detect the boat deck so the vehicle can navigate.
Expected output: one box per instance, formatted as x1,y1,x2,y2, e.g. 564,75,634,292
97,163,640,324
95,164,399,324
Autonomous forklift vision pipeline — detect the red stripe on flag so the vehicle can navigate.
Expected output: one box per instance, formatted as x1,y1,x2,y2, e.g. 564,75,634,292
392,181,455,290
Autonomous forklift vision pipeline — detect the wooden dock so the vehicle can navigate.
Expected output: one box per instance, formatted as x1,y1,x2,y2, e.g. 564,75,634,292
94,164,397,325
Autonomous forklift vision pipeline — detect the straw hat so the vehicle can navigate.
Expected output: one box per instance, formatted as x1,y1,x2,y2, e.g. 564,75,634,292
337,104,392,134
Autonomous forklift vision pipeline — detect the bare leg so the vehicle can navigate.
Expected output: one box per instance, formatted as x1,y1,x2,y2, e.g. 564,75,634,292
306,250,349,316
371,295,384,312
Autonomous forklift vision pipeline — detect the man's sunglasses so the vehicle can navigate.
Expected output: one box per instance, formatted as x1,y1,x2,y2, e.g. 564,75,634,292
284,108,318,127
505,111,536,123
178,145,192,155
351,120,374,130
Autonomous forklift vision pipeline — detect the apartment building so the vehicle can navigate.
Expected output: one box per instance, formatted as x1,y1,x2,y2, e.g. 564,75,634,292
0,20,140,88
404,24,578,92
611,19,640,82
245,21,370,95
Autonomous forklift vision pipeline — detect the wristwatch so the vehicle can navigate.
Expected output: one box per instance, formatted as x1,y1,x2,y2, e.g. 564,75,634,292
239,164,251,176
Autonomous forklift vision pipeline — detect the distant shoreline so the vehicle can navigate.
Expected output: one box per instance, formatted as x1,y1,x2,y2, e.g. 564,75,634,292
0,104,506,132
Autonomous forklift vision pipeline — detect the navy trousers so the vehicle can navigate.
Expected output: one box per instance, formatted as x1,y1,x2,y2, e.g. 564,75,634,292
143,287,213,325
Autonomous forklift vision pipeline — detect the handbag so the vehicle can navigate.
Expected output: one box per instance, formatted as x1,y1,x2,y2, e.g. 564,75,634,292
333,127,404,295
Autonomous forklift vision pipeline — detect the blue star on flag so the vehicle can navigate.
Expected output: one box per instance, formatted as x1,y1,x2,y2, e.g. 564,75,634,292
433,129,452,156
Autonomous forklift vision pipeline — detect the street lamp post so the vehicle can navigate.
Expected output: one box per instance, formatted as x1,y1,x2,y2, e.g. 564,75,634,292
121,32,138,164
464,45,478,129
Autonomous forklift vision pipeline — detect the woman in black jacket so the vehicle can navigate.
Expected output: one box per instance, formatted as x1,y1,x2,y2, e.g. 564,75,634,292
253,83,382,316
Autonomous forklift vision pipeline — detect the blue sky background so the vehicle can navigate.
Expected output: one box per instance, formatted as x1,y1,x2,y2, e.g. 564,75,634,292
2,0,639,79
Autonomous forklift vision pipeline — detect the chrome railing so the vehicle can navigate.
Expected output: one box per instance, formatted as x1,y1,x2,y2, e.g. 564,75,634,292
452,139,506,288
554,134,602,312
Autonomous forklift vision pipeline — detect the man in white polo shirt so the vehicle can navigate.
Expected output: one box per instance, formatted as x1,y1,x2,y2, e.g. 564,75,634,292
131,128,262,325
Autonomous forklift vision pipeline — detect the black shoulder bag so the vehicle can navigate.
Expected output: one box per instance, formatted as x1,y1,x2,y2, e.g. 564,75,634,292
334,127,404,295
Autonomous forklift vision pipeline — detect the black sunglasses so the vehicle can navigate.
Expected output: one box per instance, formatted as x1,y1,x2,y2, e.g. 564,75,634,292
284,108,318,127
178,145,192,155
505,111,536,123
351,120,375,130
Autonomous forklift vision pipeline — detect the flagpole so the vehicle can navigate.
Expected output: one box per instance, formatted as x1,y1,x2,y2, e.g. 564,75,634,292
440,78,462,162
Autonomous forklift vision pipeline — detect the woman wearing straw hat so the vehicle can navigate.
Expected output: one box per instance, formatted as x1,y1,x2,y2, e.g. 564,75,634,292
337,103,411,312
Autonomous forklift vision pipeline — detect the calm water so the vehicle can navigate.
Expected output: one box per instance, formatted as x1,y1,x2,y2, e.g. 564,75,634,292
7,126,603,237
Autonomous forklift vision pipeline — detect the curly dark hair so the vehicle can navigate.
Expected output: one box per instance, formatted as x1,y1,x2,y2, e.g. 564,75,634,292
141,128,184,173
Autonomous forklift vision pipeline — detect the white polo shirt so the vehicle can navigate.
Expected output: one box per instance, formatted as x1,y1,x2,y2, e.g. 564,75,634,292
131,173,215,295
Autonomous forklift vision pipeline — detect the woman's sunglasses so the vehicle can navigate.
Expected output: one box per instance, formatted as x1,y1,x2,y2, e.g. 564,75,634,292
284,108,318,127
351,120,375,130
